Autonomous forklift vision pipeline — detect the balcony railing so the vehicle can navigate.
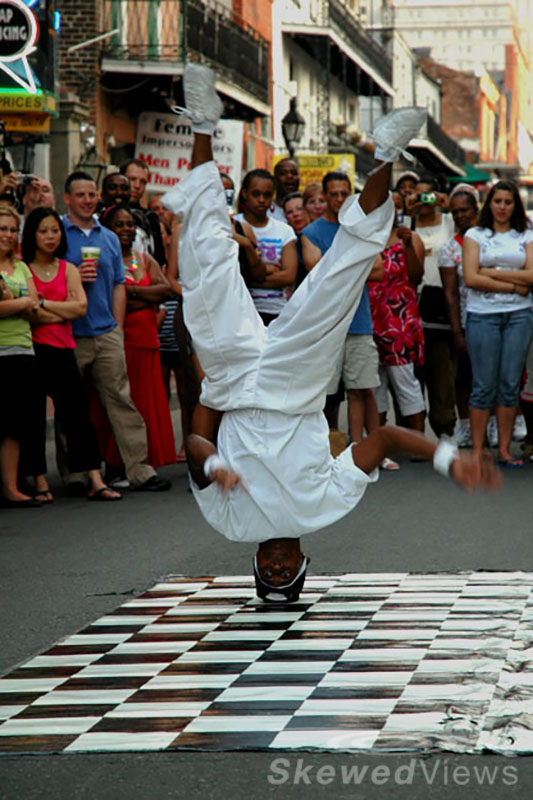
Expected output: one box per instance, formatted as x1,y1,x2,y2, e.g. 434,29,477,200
101,0,269,104
328,0,393,87
426,115,465,170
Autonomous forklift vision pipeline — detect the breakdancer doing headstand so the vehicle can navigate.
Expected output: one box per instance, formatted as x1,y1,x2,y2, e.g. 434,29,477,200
163,64,500,603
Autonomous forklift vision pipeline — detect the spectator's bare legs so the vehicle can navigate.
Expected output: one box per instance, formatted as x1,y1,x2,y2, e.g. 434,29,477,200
0,438,33,502
348,388,379,444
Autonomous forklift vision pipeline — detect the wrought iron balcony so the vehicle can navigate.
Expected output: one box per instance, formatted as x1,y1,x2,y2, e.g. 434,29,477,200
328,0,393,87
426,115,465,170
101,0,269,104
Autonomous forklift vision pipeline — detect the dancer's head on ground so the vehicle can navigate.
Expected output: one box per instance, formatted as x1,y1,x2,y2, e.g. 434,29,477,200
274,158,300,203
237,169,275,222
322,171,351,221
254,538,308,602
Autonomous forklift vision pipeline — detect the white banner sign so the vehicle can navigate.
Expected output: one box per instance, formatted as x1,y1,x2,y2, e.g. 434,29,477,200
135,112,244,191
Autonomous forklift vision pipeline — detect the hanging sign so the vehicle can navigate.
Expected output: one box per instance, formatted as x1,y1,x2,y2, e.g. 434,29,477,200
0,0,38,94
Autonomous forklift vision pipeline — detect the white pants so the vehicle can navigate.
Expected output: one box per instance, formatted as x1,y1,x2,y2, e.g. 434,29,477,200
375,363,426,416
167,160,395,415
163,161,394,542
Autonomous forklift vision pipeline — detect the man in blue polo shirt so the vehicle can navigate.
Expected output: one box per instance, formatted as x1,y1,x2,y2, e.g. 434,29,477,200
61,171,170,491
301,171,385,452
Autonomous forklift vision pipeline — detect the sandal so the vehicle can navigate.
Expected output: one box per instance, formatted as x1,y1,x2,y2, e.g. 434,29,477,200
87,486,122,501
498,457,525,469
34,490,54,504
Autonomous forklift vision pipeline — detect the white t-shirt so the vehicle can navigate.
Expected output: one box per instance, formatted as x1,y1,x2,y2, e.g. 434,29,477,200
234,214,296,315
191,408,378,543
438,235,467,328
463,227,533,314
268,202,287,222
416,214,455,288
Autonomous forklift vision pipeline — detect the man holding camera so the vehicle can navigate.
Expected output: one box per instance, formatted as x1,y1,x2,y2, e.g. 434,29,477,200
405,178,455,438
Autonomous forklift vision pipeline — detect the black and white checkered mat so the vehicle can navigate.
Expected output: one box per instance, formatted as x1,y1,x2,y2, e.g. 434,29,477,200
1,572,532,755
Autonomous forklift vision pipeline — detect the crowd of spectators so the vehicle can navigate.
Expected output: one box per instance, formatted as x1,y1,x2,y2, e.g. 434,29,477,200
1,152,532,508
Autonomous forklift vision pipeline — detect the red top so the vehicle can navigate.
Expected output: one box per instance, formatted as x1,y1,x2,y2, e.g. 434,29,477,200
29,259,76,349
123,270,160,349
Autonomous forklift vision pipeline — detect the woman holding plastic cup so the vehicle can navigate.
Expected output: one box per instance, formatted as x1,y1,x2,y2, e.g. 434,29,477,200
21,208,121,501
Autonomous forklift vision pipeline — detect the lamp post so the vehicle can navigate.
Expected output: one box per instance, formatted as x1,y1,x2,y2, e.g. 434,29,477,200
281,97,305,159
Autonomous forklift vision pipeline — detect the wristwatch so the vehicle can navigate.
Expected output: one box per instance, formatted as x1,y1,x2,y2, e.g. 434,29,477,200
39,297,46,309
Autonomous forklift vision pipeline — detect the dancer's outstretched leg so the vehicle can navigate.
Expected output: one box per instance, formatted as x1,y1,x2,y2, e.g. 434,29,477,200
257,108,427,415
163,65,265,411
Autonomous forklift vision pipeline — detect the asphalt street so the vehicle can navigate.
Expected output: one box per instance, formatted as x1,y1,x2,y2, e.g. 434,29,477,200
1,430,533,799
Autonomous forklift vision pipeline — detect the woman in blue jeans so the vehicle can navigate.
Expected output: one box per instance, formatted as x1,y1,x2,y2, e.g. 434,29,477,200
463,180,533,467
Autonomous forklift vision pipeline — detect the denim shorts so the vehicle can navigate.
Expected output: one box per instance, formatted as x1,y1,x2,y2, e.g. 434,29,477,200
466,309,533,409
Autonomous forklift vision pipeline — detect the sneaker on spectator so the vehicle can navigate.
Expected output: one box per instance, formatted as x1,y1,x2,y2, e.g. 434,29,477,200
380,457,400,471
455,418,472,448
372,107,427,163
512,413,527,442
172,63,224,135
108,476,131,490
487,416,498,448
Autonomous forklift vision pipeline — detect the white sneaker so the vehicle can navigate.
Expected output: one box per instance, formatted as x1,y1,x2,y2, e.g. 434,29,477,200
513,413,527,442
487,416,498,448
380,457,400,471
108,476,131,489
372,107,427,163
172,63,224,134
454,419,472,448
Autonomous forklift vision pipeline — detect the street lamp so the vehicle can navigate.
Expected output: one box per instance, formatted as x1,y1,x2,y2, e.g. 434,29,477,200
281,97,305,158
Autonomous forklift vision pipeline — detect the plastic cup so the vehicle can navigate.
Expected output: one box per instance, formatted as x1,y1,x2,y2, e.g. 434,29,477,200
81,245,100,271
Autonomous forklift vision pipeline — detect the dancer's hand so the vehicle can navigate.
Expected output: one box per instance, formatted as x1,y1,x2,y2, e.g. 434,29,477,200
450,452,501,494
212,467,245,493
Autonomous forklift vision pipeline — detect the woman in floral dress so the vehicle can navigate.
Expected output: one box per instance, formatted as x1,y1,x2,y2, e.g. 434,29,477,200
369,222,426,432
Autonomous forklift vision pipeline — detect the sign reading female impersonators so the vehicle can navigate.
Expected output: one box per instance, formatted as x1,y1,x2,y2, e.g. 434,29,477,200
135,111,244,191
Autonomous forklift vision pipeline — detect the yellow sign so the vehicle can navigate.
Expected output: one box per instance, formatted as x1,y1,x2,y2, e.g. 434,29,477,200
0,91,57,113
2,113,50,133
274,153,356,190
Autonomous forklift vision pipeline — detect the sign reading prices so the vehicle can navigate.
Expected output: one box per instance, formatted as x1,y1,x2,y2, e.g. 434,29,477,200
0,0,38,94
135,112,244,190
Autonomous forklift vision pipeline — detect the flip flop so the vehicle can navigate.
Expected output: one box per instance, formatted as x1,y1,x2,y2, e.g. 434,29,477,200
87,486,122,502
498,457,525,469
34,490,54,504
0,497,43,509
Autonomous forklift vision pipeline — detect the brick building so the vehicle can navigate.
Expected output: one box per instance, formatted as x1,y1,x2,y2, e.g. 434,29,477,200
51,0,274,202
